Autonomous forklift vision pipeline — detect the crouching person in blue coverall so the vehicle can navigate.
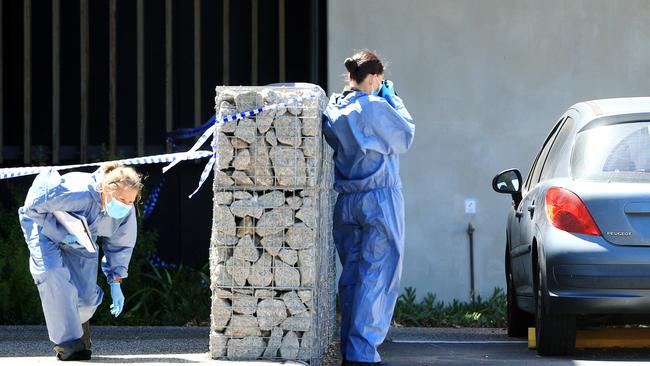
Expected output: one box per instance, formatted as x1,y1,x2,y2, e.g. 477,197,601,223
18,162,143,361
323,50,415,366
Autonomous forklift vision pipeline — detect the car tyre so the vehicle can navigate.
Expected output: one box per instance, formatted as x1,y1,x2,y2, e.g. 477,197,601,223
506,251,533,337
535,255,576,356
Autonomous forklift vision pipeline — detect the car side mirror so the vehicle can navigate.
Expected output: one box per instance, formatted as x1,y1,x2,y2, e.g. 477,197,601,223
492,169,522,194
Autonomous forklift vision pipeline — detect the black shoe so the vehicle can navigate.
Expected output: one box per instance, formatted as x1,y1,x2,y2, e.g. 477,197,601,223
53,339,92,361
57,349,92,361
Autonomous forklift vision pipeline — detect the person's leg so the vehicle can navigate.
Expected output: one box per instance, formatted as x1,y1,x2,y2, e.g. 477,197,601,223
63,246,103,323
62,245,103,352
333,194,363,361
81,321,92,350
19,214,85,346
345,188,405,363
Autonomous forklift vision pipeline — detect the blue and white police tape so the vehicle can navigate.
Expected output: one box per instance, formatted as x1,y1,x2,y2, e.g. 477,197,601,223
0,90,319,200
142,177,165,218
167,115,215,141
163,91,319,198
0,150,214,181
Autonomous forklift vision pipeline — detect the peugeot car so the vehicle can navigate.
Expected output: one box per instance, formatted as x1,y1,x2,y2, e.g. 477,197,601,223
492,97,650,355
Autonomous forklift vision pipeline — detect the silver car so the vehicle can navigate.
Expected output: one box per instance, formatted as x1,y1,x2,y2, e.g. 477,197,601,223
492,97,650,355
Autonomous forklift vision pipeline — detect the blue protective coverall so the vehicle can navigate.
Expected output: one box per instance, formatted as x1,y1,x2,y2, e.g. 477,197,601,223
18,168,137,345
322,90,415,362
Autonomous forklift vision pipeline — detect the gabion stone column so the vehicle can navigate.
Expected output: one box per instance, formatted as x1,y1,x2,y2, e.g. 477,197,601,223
209,85,336,365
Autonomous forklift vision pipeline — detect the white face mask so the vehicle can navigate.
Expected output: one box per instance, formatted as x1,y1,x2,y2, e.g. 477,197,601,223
371,75,382,96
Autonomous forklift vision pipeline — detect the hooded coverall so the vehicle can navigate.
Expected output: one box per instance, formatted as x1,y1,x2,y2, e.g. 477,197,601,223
323,90,414,363
18,168,137,346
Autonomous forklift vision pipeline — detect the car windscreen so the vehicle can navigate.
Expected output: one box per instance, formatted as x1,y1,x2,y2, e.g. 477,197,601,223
571,121,650,182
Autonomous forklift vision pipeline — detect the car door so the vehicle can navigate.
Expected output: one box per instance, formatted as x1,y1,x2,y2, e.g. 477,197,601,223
508,157,535,291
513,117,567,296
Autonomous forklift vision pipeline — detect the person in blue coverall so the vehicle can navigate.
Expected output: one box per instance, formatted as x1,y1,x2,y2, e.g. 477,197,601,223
18,162,143,361
322,50,415,366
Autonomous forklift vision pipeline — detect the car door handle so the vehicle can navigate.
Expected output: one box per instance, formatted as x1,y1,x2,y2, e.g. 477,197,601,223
527,205,536,214
515,210,523,218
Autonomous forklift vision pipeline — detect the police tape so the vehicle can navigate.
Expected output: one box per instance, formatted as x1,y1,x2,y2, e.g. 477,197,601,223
0,91,319,199
0,151,214,180
163,92,320,198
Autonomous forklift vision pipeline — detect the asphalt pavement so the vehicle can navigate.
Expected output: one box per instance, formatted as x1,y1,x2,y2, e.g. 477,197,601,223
3,325,650,365
383,327,650,365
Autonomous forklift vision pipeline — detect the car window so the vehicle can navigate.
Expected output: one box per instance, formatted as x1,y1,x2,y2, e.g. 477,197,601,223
527,117,565,189
571,121,650,182
523,153,539,192
540,117,576,181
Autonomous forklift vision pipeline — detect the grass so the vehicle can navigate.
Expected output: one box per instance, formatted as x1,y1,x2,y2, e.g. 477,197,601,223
392,287,506,328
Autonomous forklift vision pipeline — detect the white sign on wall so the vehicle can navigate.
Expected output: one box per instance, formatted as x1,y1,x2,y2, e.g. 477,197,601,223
465,198,477,215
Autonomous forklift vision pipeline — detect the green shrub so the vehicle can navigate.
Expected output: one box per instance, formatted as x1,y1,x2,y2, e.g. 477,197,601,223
0,182,44,324
393,287,506,328
126,263,210,325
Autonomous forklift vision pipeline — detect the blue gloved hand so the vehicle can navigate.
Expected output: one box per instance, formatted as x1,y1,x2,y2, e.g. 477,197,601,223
109,282,124,317
63,234,78,244
380,80,396,98
380,80,398,108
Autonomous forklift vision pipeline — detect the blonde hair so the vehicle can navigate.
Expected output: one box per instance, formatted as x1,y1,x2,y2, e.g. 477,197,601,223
97,162,144,202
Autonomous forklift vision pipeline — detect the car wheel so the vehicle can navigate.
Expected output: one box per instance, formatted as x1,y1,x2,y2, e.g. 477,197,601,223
506,252,533,337
535,254,576,356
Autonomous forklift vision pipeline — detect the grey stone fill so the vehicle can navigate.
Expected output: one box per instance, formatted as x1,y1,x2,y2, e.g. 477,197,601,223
281,291,307,315
274,115,302,148
211,297,231,332
257,191,285,208
262,327,283,358
281,311,311,332
270,146,307,186
248,253,273,287
233,235,259,262
286,223,315,250
230,199,264,219
280,331,300,359
256,299,288,331
255,206,294,237
274,260,301,288
226,336,265,360
234,118,257,144
225,315,261,337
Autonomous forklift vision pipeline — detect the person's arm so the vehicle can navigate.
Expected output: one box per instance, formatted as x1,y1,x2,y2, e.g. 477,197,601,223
360,96,415,155
322,110,340,150
101,209,137,283
322,94,342,150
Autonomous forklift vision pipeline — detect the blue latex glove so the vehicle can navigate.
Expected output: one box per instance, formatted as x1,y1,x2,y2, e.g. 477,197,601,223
63,234,78,244
109,282,124,317
380,80,396,98
380,80,397,108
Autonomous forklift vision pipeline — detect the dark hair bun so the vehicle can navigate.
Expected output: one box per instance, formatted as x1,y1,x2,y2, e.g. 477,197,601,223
344,57,358,73
344,50,384,84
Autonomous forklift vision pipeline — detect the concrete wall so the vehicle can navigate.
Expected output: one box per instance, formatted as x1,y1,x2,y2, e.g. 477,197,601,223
327,0,650,301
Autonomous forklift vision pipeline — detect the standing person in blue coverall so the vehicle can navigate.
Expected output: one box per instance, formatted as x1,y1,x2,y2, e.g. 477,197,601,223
322,50,415,366
18,162,143,361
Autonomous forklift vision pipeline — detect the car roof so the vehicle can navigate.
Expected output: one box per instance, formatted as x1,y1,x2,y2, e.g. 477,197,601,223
570,97,650,124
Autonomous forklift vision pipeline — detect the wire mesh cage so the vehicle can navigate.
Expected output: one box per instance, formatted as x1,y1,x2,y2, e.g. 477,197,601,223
209,85,336,365
213,86,328,190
